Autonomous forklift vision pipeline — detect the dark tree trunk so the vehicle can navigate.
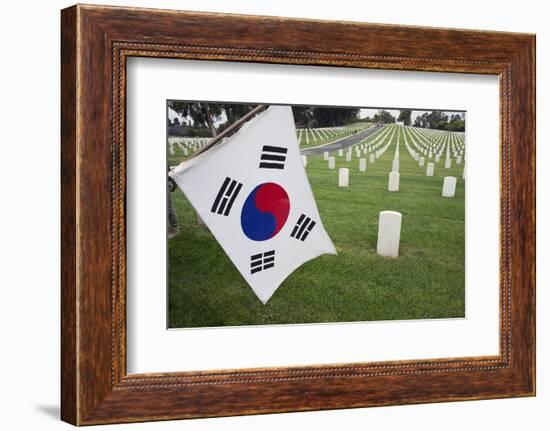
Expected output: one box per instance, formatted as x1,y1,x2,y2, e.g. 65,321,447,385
202,103,218,137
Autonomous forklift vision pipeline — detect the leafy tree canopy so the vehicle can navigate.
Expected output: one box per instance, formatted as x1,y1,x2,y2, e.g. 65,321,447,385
372,109,396,124
413,111,465,131
292,106,360,128
397,109,412,126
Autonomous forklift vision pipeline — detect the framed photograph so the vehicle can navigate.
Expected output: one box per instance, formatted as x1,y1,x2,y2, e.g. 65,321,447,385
164,101,467,327
61,4,535,425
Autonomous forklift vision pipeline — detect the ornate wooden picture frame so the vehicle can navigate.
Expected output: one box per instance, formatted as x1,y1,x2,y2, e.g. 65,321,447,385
61,4,535,425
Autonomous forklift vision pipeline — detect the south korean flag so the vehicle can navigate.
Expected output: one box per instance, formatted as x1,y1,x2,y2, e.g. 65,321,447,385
169,106,337,303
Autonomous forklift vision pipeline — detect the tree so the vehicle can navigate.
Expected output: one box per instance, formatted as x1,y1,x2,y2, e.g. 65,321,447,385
446,118,465,131
373,109,396,124
397,109,412,126
291,106,360,128
424,111,449,129
168,101,224,136
413,111,449,129
200,103,218,136
292,106,314,127
223,104,256,127
413,115,425,127
313,107,360,127
449,113,462,122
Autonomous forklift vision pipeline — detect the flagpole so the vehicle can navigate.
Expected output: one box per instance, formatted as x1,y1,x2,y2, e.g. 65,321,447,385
186,104,268,161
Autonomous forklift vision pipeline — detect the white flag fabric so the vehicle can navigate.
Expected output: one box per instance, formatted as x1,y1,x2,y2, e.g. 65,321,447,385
169,106,336,303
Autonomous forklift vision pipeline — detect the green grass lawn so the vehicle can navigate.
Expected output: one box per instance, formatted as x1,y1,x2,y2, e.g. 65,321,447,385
168,125,465,328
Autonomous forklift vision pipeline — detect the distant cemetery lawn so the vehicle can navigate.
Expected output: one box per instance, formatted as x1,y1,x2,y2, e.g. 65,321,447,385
296,122,371,149
168,124,465,328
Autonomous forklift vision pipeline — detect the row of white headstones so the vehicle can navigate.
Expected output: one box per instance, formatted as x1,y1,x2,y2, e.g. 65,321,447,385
301,124,465,197
301,124,466,257
296,123,369,145
168,136,211,156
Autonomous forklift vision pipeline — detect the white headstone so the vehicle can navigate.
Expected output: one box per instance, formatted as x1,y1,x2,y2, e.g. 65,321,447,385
323,151,329,160
359,158,367,172
377,211,402,258
442,176,457,197
369,154,375,164
392,159,399,172
418,156,425,167
339,168,349,187
388,171,400,192
462,166,466,180
338,149,344,157
302,155,308,167
457,155,462,164
435,154,441,163
328,156,336,170
346,152,352,162
426,162,435,176
445,158,452,169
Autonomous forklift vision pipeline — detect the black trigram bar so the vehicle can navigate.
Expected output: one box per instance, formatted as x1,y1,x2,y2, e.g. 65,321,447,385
259,145,288,169
250,250,275,274
211,177,243,216
290,214,316,241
